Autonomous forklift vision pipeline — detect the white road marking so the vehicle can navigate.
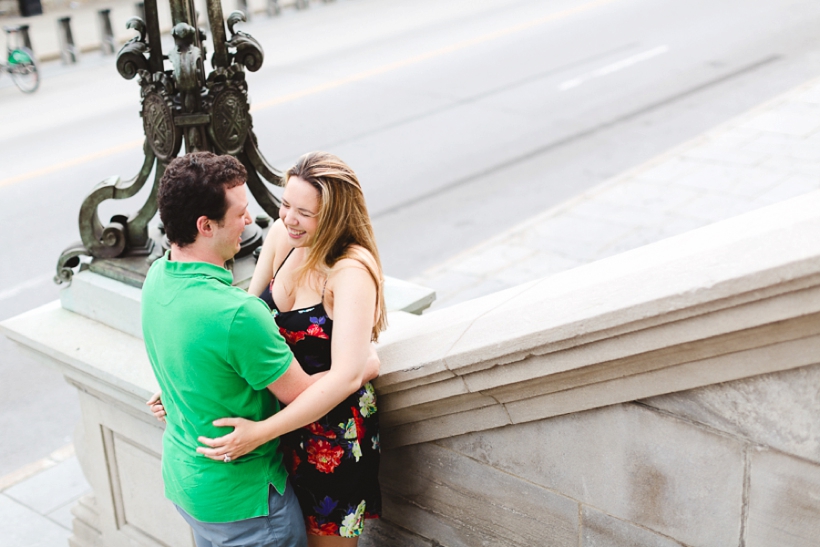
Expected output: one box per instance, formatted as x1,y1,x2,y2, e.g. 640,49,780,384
559,45,670,90
0,273,54,302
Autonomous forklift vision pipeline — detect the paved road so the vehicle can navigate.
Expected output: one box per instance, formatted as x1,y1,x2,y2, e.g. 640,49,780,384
2,0,820,475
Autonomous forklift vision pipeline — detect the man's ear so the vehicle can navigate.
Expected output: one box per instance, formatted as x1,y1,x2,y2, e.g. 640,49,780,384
196,216,214,238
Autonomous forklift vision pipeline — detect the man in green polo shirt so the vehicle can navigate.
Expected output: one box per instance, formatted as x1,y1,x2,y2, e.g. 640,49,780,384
142,153,313,547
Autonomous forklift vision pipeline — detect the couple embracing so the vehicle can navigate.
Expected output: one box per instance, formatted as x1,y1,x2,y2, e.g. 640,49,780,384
142,151,384,547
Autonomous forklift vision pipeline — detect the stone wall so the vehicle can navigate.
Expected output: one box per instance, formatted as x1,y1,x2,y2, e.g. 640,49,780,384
358,193,820,546
5,190,820,546
367,362,820,547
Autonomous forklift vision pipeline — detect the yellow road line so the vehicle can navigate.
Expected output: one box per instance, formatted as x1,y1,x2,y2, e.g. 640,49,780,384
0,0,617,189
0,443,75,491
0,139,144,189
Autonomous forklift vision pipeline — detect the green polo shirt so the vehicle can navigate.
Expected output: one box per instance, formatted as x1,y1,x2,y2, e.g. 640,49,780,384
141,253,293,523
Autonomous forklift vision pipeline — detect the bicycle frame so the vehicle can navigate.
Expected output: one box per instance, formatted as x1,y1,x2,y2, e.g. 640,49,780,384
2,26,39,93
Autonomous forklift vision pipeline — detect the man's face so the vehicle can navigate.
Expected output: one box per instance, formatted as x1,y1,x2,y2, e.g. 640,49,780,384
212,183,252,262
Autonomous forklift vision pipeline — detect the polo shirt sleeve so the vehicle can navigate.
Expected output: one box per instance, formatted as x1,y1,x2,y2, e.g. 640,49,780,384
226,298,294,390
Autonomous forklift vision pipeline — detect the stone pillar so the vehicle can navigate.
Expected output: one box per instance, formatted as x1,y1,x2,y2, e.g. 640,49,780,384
1,270,433,547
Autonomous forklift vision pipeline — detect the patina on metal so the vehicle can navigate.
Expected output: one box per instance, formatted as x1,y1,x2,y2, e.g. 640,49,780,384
56,0,281,287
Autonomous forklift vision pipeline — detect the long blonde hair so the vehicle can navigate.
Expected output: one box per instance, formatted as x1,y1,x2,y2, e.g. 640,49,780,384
286,151,387,341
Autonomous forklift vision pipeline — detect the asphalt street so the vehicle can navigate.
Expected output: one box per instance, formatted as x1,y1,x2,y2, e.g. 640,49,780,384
2,0,820,476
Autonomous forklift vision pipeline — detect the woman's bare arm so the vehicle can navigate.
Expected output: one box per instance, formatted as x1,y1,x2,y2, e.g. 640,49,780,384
197,260,379,460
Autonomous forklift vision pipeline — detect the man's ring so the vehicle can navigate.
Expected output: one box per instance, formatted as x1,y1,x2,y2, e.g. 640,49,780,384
223,454,231,463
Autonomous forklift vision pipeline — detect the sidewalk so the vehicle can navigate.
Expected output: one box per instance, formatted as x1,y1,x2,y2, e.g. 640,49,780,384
0,444,90,546
3,73,820,546
414,75,820,310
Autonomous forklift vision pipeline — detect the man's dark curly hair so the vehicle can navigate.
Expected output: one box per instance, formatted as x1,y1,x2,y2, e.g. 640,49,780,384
158,152,248,247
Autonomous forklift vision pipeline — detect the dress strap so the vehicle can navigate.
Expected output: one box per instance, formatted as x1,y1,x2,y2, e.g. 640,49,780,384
273,248,295,280
321,277,328,303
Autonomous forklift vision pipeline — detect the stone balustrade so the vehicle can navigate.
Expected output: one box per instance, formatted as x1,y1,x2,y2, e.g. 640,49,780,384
3,191,820,546
375,189,820,448
367,190,820,546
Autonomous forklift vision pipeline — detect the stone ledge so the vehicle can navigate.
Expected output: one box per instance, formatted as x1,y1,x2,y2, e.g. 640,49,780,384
58,270,434,341
373,191,820,447
0,301,157,407
6,193,820,452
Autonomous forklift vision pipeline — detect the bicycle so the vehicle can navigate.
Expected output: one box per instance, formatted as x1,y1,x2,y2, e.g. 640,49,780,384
1,25,39,93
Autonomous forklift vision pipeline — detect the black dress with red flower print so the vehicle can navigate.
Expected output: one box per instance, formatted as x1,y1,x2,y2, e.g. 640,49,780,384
260,273,381,538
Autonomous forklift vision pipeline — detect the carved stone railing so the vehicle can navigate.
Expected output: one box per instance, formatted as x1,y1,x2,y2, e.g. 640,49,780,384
374,190,820,448
4,191,820,546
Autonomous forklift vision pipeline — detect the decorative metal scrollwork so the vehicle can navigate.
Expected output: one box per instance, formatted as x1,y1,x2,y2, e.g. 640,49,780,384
116,17,149,80
143,92,179,160
210,89,249,154
226,11,264,72
139,70,181,161
55,242,90,284
56,0,289,286
78,143,157,256
205,65,250,155
56,142,160,284
169,23,201,94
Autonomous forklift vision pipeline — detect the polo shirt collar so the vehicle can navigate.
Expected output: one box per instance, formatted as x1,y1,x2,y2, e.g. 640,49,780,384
160,251,233,286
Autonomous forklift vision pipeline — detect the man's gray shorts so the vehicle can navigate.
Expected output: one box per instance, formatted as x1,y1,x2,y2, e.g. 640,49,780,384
175,482,307,547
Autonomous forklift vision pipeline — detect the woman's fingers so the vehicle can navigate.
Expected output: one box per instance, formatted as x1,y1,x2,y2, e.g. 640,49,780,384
197,434,229,448
212,417,242,428
146,392,166,423
196,435,245,461
195,418,257,460
195,417,243,447
146,391,162,406
149,402,166,422
196,446,231,461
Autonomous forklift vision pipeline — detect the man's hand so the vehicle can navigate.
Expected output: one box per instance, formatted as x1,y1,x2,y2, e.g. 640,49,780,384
196,417,267,462
363,343,380,384
146,391,166,423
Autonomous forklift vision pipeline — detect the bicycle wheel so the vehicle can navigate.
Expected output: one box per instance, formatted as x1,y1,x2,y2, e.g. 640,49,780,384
9,48,39,93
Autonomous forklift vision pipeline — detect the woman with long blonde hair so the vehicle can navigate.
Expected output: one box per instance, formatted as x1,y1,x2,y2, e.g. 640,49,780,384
197,151,386,546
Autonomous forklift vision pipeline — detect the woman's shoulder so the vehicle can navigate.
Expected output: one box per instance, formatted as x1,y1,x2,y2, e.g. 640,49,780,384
326,247,379,294
268,218,287,239
336,245,377,270
267,219,293,256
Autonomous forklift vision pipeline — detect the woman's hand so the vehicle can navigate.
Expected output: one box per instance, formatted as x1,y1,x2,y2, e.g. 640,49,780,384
363,343,380,384
196,417,268,462
146,391,166,423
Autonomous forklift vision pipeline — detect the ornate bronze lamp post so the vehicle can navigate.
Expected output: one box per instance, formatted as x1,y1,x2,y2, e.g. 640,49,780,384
56,0,280,286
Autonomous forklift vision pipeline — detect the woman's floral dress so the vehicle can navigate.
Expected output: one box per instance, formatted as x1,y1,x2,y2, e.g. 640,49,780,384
261,279,381,538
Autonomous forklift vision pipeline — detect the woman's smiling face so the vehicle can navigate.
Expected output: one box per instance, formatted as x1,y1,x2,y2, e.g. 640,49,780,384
280,176,321,248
